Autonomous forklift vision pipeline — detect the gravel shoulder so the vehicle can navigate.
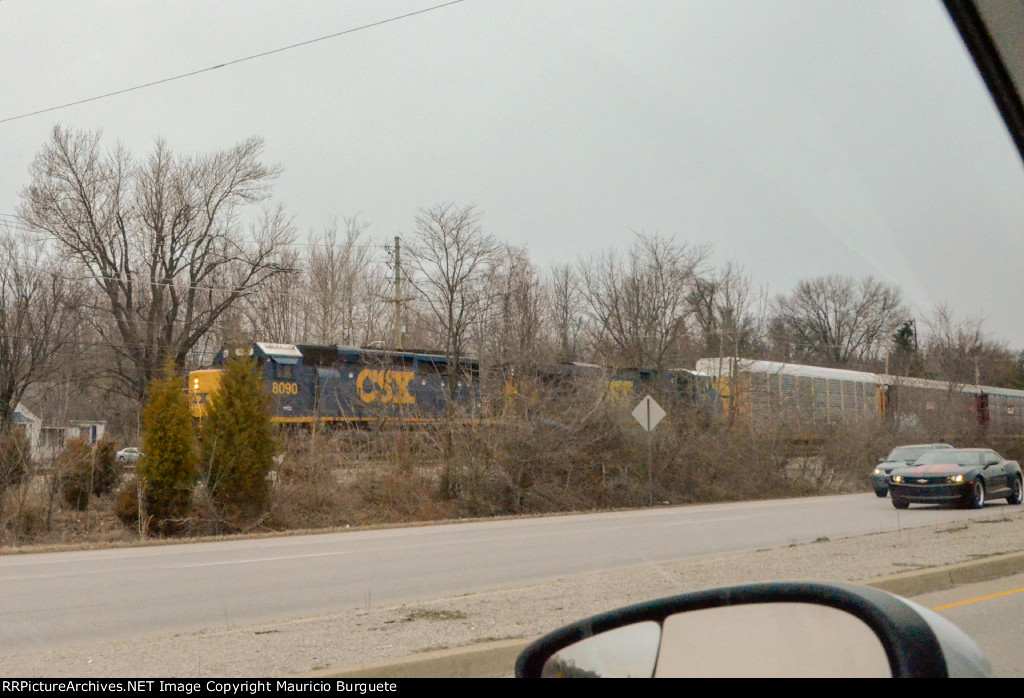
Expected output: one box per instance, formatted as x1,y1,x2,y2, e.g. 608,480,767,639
3,508,1024,677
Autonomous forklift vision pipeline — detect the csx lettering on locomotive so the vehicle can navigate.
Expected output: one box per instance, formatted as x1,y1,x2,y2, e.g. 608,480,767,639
356,369,415,404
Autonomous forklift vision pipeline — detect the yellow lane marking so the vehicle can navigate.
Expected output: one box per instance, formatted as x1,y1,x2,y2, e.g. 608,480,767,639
932,586,1024,611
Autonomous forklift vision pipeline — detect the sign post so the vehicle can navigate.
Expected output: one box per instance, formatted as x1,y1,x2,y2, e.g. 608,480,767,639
632,395,666,506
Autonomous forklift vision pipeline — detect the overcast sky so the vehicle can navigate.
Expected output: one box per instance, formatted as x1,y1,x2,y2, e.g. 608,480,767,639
2,1,1023,347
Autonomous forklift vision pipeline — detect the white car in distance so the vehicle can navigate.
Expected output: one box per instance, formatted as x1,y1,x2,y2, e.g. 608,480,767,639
116,447,142,466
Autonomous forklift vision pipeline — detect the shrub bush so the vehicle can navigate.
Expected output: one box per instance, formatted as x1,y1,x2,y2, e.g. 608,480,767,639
0,431,31,498
138,365,198,535
112,476,140,528
59,437,95,511
92,438,121,496
201,353,276,531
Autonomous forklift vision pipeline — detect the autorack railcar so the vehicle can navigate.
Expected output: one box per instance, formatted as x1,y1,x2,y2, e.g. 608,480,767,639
695,357,1024,435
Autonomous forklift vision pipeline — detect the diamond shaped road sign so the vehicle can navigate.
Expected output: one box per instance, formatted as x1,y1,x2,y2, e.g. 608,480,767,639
632,394,666,432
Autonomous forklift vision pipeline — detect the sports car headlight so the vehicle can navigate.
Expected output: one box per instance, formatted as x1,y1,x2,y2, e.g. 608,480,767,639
948,474,964,484
873,468,882,475
891,475,903,484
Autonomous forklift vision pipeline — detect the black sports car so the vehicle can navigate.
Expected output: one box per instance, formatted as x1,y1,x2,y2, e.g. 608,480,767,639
888,448,1023,510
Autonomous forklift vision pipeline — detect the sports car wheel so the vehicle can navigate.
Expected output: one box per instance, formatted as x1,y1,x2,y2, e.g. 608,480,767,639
968,478,986,509
874,488,888,498
1008,476,1023,505
891,498,909,510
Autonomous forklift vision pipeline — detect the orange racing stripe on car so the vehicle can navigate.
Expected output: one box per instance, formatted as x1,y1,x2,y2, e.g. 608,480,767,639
912,465,961,474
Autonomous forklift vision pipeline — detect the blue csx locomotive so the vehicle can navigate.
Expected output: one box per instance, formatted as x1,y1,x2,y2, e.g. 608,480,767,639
188,342,719,426
189,342,481,424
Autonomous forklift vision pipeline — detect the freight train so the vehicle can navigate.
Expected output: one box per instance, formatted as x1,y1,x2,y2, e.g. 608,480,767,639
695,357,1024,435
189,345,1024,441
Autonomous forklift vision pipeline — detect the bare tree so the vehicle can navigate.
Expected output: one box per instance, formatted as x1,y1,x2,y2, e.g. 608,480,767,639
688,261,766,358
579,233,708,370
358,258,393,347
923,305,1011,386
546,263,585,363
772,275,906,367
406,203,499,402
0,227,84,431
241,247,306,343
476,245,547,365
305,217,379,345
301,211,393,341
18,126,296,400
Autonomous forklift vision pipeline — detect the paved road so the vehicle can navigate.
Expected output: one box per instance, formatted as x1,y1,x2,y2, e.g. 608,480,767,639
0,492,1016,653
916,572,1024,678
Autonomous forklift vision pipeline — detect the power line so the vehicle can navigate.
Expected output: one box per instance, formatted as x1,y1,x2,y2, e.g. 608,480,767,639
0,0,468,125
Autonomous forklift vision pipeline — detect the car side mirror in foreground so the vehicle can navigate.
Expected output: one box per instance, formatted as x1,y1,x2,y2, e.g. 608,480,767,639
515,582,991,678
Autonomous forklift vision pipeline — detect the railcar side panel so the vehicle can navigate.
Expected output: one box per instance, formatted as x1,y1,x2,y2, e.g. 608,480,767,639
695,357,1024,437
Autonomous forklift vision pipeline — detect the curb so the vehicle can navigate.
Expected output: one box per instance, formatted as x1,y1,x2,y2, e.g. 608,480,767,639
866,549,1024,597
307,638,528,679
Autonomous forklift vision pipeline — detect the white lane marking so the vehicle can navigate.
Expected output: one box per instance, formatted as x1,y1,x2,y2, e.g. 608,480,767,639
661,516,751,526
167,550,354,568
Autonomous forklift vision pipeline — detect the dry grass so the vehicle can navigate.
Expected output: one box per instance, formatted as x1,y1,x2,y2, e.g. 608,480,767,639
4,392,1022,548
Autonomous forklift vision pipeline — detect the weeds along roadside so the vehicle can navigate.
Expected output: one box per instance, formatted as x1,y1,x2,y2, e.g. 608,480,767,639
0,379,1016,547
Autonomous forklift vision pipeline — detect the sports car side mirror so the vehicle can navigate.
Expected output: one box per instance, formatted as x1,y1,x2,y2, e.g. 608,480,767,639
515,582,991,678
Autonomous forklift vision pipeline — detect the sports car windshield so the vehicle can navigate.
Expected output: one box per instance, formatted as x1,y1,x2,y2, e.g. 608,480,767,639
915,451,984,467
888,446,932,462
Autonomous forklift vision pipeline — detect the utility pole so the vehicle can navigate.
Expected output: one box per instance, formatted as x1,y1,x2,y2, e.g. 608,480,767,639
393,235,404,350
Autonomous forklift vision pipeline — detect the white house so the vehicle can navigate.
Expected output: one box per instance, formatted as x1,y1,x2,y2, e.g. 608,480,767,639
12,402,106,460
